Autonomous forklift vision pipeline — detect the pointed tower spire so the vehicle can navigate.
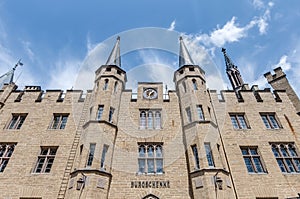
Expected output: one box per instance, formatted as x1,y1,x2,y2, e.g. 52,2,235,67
106,36,121,67
179,36,194,67
221,48,245,93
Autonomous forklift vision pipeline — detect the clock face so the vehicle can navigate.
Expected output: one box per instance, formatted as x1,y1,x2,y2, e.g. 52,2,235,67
143,88,158,99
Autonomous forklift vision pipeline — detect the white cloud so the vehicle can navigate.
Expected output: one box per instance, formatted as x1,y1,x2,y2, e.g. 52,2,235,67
210,17,254,47
168,20,176,31
47,59,82,90
22,41,35,61
252,0,264,9
272,55,291,71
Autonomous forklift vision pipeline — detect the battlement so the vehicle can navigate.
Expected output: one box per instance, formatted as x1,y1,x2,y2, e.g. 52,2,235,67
264,67,286,83
7,87,89,104
209,88,288,104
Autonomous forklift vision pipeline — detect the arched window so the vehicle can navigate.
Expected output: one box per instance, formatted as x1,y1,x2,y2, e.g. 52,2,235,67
155,111,161,129
142,194,159,199
114,81,118,93
140,111,146,129
148,111,153,129
103,79,109,90
192,79,198,90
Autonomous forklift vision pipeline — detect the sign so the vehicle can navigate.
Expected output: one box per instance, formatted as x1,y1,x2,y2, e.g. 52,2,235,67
131,180,170,188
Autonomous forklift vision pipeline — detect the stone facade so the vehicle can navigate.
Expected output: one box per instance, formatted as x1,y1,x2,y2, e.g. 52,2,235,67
0,39,299,199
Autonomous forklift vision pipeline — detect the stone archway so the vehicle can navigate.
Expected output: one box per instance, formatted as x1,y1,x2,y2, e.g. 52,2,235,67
142,194,159,199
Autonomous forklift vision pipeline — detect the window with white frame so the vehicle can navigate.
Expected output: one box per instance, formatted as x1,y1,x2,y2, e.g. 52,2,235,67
7,114,27,129
271,143,300,173
230,113,249,129
196,105,205,121
97,105,104,120
191,145,200,170
186,107,192,123
139,110,161,129
205,143,215,167
86,143,96,167
241,146,266,173
100,144,109,170
0,143,16,172
49,114,69,129
260,113,280,129
138,143,163,174
34,147,58,173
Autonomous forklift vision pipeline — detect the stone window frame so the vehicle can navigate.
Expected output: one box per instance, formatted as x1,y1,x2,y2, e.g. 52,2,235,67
260,112,281,129
6,113,27,130
0,143,16,172
229,113,250,129
96,105,104,120
271,142,300,173
33,146,58,173
191,144,200,170
139,109,162,130
137,143,164,175
196,105,205,121
86,143,96,167
204,143,215,167
49,113,69,129
240,146,267,174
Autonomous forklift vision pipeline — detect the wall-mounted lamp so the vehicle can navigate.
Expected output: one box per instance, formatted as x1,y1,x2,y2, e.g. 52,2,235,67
215,176,223,190
76,174,86,191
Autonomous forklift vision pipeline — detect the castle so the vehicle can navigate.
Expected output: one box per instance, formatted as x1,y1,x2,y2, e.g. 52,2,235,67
0,36,299,199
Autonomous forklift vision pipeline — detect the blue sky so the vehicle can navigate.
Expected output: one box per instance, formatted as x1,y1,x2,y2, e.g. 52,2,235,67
0,0,299,95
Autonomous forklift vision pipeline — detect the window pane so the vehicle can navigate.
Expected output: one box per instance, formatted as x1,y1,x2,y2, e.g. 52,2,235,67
148,146,154,157
272,146,280,157
244,157,254,172
148,112,153,129
288,146,297,157
294,159,300,172
280,146,288,157
139,146,145,157
16,116,26,129
197,106,204,121
140,112,146,129
156,146,162,157
192,145,200,169
35,158,45,173
261,115,271,129
269,115,279,129
138,159,145,173
285,159,295,172
253,157,264,172
276,159,287,172
8,116,18,129
0,159,8,172
52,116,60,129
230,116,239,129
205,143,214,167
45,158,54,173
250,149,258,155
241,149,249,155
156,159,163,173
238,115,247,129
147,159,154,173
155,111,161,129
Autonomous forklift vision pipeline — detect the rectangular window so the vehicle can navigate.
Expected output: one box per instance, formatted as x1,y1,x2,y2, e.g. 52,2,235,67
191,145,200,170
205,143,215,167
197,105,205,121
7,114,27,129
186,107,192,123
138,143,163,174
100,144,109,170
86,143,96,167
230,113,249,129
271,143,300,173
109,107,114,123
260,113,280,129
49,114,69,129
97,105,104,120
34,147,58,173
241,147,266,173
0,143,16,172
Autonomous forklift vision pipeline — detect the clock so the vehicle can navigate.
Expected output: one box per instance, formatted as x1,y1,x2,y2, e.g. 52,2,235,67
143,88,158,99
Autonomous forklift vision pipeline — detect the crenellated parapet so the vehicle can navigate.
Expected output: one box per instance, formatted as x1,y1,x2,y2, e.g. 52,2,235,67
3,87,88,104
264,67,300,114
209,88,290,105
